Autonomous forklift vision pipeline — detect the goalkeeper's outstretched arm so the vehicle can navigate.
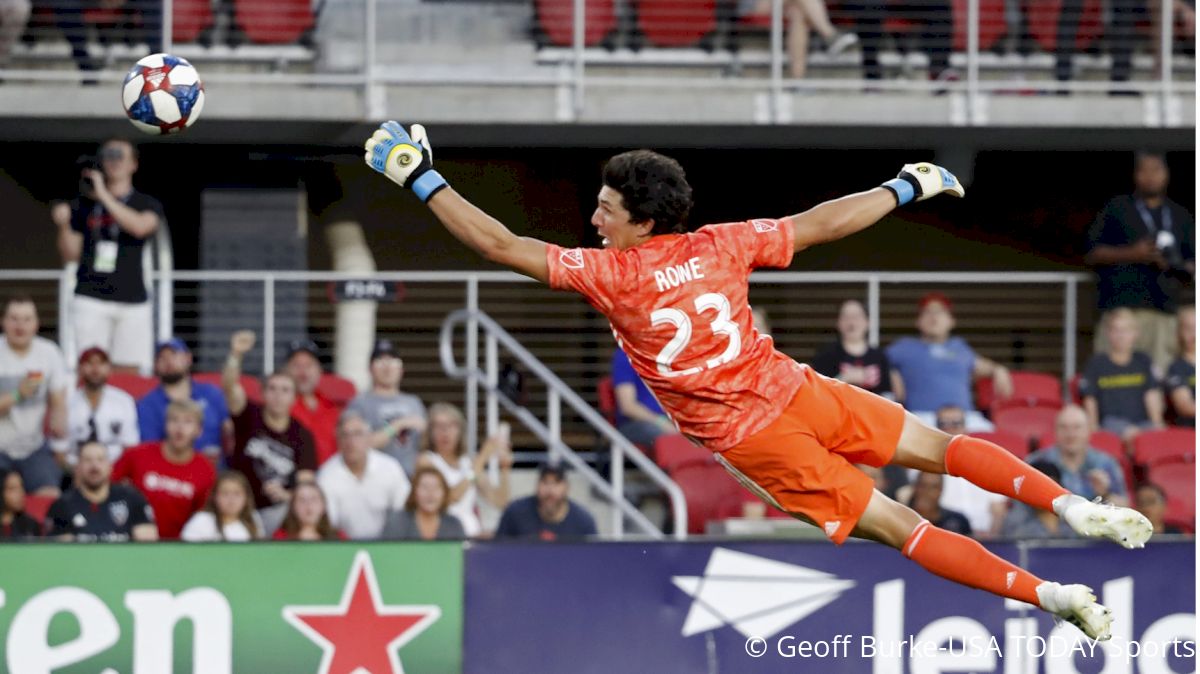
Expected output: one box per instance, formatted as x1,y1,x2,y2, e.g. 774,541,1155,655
363,121,549,283
425,188,550,283
788,163,965,253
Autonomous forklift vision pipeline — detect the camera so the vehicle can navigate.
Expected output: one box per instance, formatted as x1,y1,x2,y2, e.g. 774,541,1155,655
75,154,98,197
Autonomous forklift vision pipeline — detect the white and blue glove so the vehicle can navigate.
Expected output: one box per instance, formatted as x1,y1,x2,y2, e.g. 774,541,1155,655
363,121,448,203
881,163,965,206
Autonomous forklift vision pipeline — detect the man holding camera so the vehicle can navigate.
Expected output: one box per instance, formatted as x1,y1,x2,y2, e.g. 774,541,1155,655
51,138,166,375
1085,151,1195,373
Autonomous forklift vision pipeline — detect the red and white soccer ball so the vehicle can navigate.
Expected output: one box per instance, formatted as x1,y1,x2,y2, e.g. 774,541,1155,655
121,53,205,135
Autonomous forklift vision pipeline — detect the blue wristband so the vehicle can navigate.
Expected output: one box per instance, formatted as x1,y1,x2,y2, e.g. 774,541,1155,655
412,170,448,203
881,178,915,206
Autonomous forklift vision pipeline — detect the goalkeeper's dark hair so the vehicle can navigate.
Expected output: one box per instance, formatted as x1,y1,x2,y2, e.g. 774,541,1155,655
603,150,693,235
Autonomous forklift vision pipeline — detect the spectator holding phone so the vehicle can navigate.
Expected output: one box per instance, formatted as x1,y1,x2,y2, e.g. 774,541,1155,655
416,403,513,537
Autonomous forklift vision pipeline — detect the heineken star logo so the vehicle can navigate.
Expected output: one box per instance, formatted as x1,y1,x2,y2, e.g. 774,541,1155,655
283,551,440,674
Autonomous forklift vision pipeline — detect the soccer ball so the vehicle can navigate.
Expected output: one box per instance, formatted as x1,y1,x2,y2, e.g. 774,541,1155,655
121,53,205,135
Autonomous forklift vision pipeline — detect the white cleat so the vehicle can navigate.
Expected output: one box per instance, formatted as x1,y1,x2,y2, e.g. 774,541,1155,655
1036,582,1113,641
1054,494,1153,549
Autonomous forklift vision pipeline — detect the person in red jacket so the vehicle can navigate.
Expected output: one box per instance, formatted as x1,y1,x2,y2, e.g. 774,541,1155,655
113,399,216,539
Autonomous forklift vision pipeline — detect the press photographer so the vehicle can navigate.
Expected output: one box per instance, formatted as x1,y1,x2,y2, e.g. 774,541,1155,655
51,138,167,375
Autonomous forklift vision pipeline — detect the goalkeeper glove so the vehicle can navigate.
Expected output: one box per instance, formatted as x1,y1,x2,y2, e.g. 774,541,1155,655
363,121,448,203
881,163,965,206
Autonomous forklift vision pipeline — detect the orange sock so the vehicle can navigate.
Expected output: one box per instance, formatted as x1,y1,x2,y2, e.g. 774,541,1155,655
944,434,1069,511
903,521,1043,606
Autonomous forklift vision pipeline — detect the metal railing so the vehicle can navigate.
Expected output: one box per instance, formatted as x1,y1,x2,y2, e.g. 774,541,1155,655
440,308,688,539
0,0,1191,126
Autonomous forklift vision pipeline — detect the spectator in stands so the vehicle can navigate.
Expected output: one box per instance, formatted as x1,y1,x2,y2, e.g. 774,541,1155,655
904,472,972,535
611,347,673,448
223,330,317,535
273,480,345,541
64,346,139,466
181,471,263,542
1079,308,1166,443
887,292,1012,431
46,440,156,542
1134,482,1185,535
0,295,68,497
53,1,162,82
52,138,165,371
317,410,410,540
113,399,216,540
1002,461,1078,539
383,467,466,540
0,0,29,73
0,468,40,539
137,338,230,459
1026,405,1128,505
1165,305,1195,427
285,338,342,466
931,405,1007,536
495,463,598,541
416,403,513,537
346,339,426,476
1085,152,1195,371
1055,0,1141,92
844,0,954,89
745,0,858,79
811,299,894,399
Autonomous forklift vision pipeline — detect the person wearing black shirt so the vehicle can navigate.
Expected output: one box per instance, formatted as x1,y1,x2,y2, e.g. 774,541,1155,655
1084,152,1195,372
52,138,166,375
810,299,894,399
494,463,597,541
0,468,41,539
47,441,157,542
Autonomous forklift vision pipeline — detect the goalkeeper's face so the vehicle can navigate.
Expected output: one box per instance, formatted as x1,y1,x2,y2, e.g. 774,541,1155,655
591,186,654,250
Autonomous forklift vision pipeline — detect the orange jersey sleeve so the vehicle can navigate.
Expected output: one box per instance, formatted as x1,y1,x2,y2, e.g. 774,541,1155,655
547,218,804,451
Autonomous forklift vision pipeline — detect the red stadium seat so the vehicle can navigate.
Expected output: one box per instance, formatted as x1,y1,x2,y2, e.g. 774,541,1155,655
1147,463,1195,530
969,430,1030,459
1068,373,1083,405
172,0,215,43
654,433,712,473
107,373,159,401
951,0,1006,52
234,0,316,45
597,376,617,426
977,371,1062,413
22,494,54,526
993,404,1061,446
192,372,263,406
1133,428,1197,468
1025,0,1103,52
671,463,741,534
316,374,356,407
637,0,718,48
534,0,618,47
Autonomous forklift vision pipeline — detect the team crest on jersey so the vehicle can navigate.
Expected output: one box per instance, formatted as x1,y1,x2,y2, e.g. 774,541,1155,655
560,249,585,269
751,219,779,233
109,501,129,527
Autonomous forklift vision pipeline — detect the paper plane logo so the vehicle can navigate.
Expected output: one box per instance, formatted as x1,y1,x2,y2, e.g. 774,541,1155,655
672,548,855,639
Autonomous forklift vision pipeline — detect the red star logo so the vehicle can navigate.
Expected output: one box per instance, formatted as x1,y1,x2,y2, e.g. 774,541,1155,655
283,551,441,674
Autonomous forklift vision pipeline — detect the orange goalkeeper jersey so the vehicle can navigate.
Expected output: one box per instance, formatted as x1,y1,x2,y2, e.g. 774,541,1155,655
546,218,804,451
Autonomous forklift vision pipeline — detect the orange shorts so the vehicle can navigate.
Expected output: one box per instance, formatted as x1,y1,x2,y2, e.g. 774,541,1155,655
716,365,906,545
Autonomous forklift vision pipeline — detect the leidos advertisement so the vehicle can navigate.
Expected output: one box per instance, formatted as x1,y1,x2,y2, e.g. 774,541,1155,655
466,542,1196,674
0,541,1192,673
